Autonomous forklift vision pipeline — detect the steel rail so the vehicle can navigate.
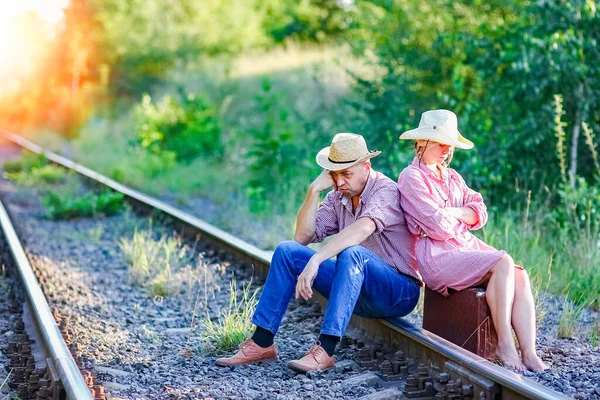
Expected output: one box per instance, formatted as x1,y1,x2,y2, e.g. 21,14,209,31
0,130,568,400
0,198,94,399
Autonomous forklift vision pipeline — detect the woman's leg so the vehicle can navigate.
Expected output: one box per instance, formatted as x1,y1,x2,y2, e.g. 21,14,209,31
484,255,525,370
511,268,549,371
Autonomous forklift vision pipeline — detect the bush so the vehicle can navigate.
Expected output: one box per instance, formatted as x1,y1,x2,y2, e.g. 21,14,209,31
42,189,124,220
135,90,223,162
550,178,600,234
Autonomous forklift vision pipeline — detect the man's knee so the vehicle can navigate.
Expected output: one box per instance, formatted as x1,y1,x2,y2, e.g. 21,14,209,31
273,240,306,258
338,245,364,259
271,240,310,275
336,245,367,274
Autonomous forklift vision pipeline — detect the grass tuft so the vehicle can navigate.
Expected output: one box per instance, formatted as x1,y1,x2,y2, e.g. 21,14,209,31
119,225,195,297
557,299,580,339
202,278,258,354
590,320,600,348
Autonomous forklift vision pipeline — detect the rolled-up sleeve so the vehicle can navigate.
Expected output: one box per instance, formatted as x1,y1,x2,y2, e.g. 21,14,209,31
455,172,488,230
360,187,404,234
313,191,340,243
398,168,468,241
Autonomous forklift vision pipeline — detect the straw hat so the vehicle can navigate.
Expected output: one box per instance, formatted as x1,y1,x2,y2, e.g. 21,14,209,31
399,109,473,150
316,133,381,171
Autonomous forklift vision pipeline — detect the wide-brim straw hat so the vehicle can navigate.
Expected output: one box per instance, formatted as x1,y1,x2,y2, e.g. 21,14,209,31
316,133,381,171
399,109,473,150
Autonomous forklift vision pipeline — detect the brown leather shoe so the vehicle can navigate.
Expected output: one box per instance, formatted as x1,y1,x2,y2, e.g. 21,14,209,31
215,339,278,366
287,343,335,373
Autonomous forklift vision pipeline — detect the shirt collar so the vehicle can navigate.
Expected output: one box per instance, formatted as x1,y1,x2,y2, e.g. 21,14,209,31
411,157,448,181
338,169,377,209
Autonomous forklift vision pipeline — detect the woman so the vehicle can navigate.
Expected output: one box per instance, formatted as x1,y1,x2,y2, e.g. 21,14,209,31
397,109,548,372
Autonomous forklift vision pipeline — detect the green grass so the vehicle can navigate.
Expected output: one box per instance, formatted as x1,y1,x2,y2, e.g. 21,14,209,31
201,278,258,354
42,189,124,220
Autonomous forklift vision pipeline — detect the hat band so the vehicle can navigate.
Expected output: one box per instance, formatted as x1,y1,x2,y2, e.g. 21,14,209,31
328,157,358,164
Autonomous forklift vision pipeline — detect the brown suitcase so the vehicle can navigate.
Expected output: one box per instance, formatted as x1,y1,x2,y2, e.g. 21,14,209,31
423,287,498,359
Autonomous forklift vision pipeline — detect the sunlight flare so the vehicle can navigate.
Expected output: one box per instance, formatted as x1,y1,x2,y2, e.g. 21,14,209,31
0,0,68,85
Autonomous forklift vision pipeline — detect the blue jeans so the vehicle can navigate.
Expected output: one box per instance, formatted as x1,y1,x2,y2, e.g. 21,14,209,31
252,241,420,337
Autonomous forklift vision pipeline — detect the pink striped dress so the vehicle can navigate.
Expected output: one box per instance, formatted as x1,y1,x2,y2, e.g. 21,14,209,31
397,158,507,296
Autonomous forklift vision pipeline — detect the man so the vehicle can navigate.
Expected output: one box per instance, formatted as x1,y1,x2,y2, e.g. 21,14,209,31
216,133,422,372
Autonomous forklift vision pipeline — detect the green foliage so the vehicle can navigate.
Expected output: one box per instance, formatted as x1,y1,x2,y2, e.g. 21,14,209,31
266,0,350,43
119,226,195,297
134,91,223,162
3,152,47,173
345,0,517,186
550,177,600,233
3,152,66,186
202,279,258,354
348,0,600,200
245,78,306,213
472,0,600,191
549,96,600,237
4,165,66,187
94,0,271,95
42,189,124,220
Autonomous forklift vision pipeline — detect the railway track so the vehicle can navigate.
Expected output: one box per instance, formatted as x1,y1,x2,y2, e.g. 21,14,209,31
0,130,574,399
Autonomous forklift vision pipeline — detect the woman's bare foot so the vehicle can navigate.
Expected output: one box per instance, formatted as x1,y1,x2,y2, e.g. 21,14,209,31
496,344,526,371
521,350,549,372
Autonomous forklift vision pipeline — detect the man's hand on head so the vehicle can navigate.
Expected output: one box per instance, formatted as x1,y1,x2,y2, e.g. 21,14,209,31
309,170,335,193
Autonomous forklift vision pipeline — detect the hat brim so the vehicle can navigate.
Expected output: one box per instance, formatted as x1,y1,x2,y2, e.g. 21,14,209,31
316,148,381,171
399,127,473,150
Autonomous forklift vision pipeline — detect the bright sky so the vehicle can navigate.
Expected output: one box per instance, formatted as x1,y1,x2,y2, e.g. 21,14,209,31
0,0,68,88
0,0,69,25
